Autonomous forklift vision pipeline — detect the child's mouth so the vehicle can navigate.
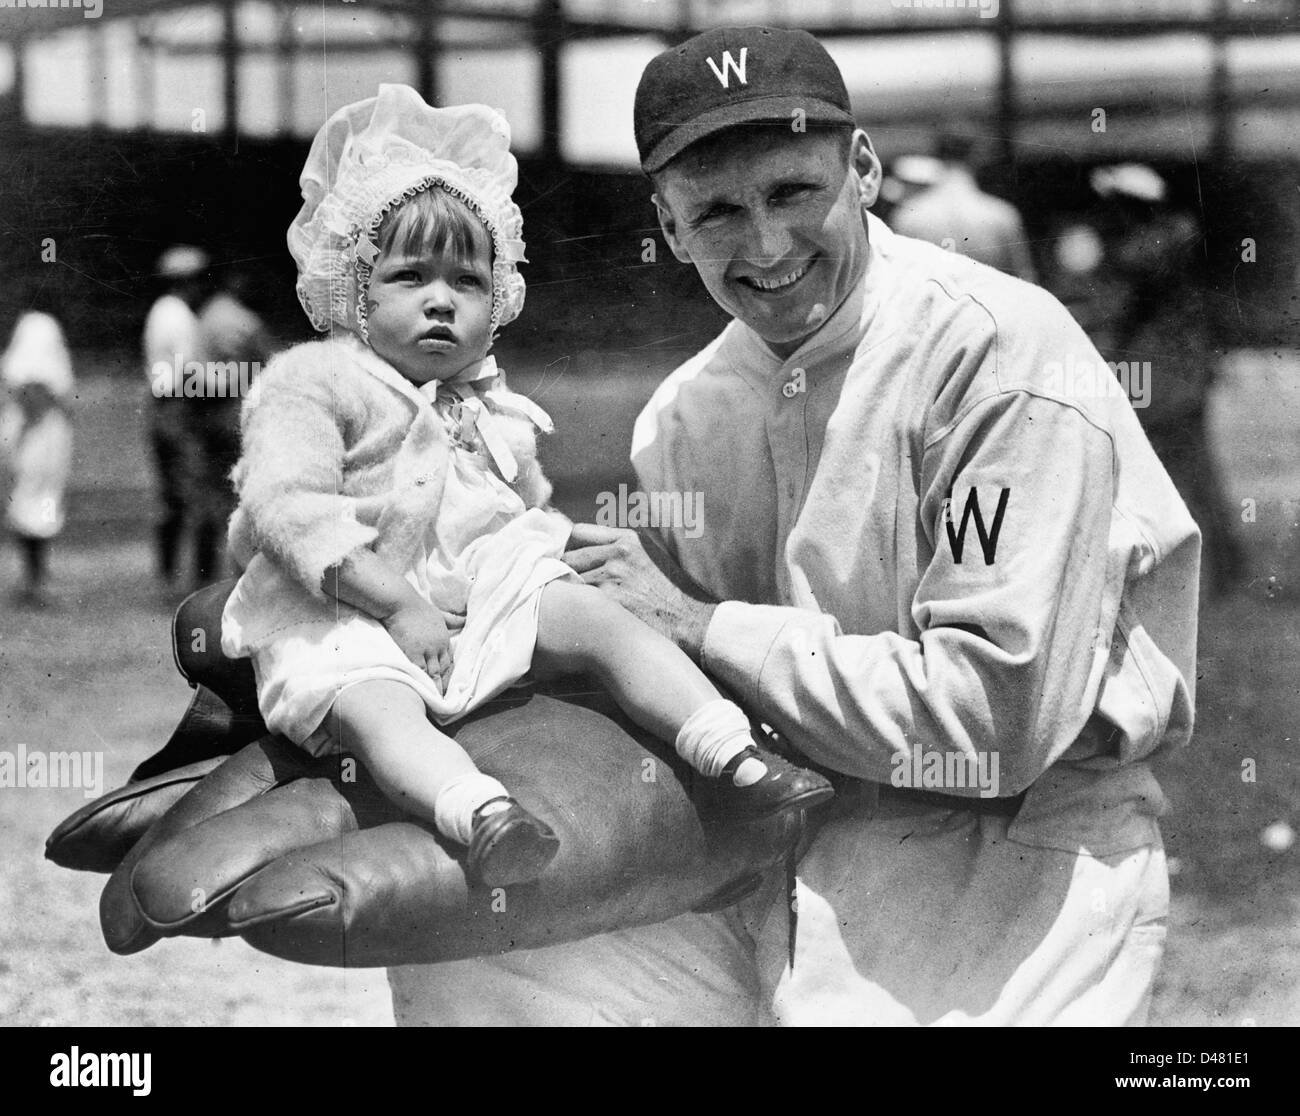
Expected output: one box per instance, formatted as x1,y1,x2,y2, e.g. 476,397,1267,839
417,332,457,352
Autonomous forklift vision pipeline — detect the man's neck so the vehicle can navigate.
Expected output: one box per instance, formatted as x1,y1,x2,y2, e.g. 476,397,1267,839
764,334,804,361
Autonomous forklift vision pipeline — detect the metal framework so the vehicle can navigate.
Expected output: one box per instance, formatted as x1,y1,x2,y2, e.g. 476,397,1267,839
3,0,1298,161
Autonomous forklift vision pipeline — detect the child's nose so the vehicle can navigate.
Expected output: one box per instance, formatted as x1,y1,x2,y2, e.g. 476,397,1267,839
423,280,454,312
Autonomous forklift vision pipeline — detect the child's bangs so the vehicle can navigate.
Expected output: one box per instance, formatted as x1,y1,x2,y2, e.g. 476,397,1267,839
377,187,492,265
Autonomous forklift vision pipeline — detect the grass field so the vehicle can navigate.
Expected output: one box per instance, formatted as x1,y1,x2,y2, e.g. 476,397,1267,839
2,346,1297,1026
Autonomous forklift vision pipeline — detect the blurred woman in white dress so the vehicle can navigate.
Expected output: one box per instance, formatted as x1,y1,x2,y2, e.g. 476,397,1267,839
1,294,75,606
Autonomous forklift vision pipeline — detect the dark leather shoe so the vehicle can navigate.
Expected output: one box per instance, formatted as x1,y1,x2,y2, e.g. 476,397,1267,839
716,746,835,823
466,798,560,887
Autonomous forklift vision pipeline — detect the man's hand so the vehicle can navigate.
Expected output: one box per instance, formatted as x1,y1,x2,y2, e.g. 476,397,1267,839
564,523,717,659
382,597,452,683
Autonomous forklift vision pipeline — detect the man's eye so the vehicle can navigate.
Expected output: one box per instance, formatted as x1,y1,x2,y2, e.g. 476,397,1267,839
772,184,816,203
693,204,735,226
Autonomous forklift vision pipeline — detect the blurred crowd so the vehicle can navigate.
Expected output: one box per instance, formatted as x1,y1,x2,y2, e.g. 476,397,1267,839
0,121,1244,605
1,248,276,605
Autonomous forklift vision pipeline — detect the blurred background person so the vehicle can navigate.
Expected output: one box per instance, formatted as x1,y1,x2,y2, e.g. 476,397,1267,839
891,120,1038,282
188,267,277,585
0,289,75,607
1090,164,1245,595
1040,217,1117,343
142,245,211,590
875,152,944,227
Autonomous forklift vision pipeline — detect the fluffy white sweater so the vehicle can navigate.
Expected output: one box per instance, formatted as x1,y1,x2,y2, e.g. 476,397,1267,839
227,335,552,600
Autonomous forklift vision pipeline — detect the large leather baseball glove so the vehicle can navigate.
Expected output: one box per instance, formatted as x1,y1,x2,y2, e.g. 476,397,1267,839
46,581,808,967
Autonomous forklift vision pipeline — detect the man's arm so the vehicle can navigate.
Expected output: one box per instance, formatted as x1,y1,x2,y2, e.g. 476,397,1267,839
570,390,1120,796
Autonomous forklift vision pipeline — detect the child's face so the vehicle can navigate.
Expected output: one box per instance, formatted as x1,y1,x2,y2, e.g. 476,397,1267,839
365,226,494,385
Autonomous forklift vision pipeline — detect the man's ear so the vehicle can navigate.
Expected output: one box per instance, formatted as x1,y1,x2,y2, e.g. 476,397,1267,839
850,129,883,210
652,191,694,264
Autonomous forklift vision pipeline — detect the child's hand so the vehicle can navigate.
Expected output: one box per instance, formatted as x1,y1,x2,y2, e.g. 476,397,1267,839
382,598,452,686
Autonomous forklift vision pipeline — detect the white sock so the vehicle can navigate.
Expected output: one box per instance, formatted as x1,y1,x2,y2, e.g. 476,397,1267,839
433,771,512,846
675,699,767,785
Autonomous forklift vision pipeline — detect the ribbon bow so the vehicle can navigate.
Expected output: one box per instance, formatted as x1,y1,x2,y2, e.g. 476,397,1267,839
418,356,553,484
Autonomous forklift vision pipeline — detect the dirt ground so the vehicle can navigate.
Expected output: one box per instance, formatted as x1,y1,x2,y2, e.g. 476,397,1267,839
1,347,1297,1026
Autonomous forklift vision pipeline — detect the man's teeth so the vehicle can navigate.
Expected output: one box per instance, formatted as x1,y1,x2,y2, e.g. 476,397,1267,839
744,261,811,291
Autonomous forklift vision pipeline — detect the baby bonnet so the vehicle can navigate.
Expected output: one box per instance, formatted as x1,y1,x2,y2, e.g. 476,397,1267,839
288,84,527,338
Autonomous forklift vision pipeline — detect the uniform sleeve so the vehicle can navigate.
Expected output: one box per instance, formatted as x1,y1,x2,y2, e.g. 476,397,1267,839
701,387,1117,796
231,346,379,599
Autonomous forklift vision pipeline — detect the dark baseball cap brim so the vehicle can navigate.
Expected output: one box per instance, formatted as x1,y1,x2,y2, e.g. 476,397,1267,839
642,94,855,174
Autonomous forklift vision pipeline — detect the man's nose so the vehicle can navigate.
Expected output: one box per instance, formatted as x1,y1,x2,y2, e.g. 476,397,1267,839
744,210,796,269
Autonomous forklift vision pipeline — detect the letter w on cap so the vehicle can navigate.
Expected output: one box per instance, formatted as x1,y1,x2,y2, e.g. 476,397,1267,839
705,47,748,89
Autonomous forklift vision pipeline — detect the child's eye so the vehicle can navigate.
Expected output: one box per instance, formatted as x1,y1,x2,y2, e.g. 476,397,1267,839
457,274,486,289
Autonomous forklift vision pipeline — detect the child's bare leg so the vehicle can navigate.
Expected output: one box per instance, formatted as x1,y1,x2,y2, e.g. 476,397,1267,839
330,679,483,826
534,583,713,736
329,679,559,884
534,581,767,784
329,680,519,853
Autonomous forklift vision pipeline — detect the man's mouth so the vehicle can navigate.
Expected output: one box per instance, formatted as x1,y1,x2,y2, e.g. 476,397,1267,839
736,258,814,294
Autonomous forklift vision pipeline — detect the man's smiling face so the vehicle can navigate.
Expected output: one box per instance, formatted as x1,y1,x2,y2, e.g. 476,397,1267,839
653,126,880,358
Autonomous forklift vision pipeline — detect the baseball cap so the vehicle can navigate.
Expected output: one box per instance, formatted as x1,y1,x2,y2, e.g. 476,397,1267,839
634,26,855,174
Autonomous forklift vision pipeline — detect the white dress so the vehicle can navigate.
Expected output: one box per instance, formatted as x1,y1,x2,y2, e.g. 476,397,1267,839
1,312,75,540
221,375,575,754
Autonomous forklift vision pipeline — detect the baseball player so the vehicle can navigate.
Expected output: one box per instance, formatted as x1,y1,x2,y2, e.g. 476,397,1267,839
390,25,1199,1026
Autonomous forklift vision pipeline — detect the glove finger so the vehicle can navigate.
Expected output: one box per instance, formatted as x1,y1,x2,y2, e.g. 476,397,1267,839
99,735,320,954
128,773,366,936
230,821,463,963
47,677,264,874
45,757,223,874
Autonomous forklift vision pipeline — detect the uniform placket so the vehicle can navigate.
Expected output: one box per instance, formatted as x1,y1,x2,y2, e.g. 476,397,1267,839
766,360,811,604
